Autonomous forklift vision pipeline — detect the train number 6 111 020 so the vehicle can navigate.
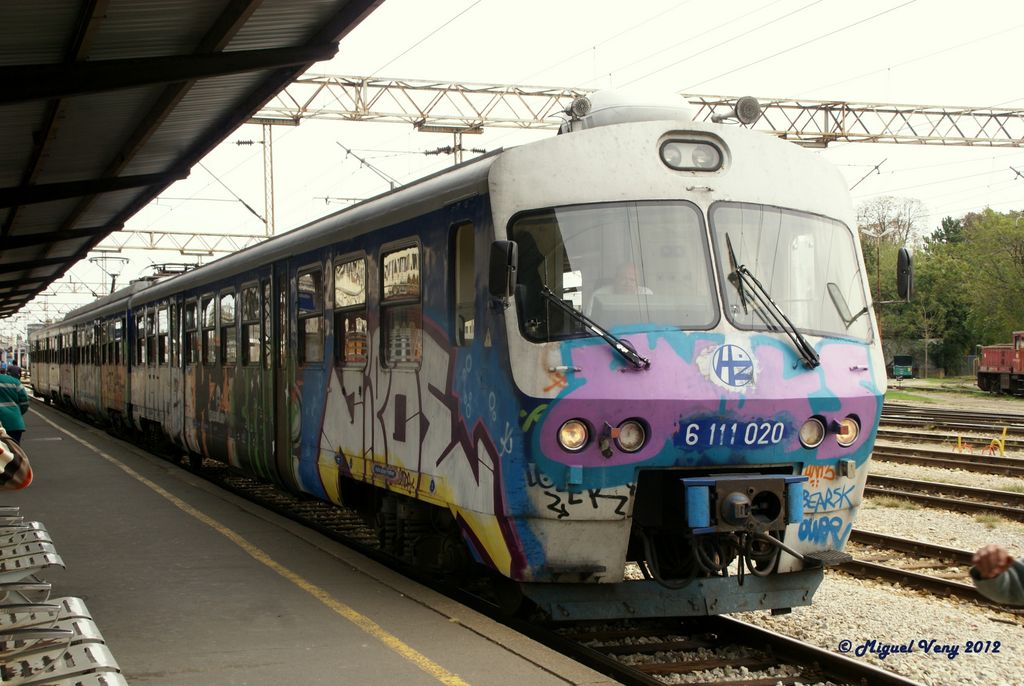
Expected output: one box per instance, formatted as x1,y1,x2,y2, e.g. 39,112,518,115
682,420,786,448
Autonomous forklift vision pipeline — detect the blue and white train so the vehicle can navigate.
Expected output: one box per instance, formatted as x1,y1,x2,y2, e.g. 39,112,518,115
30,92,908,620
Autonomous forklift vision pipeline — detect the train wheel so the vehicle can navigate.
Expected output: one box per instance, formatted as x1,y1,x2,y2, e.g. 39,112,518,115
492,576,525,615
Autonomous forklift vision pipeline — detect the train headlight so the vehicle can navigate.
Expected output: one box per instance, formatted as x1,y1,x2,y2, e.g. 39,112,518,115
660,140,723,171
615,420,646,452
835,416,860,447
798,417,826,448
558,419,589,452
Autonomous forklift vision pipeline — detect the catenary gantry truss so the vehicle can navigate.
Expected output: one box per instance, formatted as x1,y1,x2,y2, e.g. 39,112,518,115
25,69,1024,323
256,75,1024,147
89,77,1024,258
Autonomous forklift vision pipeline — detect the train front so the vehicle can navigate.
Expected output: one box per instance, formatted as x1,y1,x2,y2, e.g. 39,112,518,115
487,93,885,620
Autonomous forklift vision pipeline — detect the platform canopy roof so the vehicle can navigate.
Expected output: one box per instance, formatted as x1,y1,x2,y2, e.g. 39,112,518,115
0,0,383,318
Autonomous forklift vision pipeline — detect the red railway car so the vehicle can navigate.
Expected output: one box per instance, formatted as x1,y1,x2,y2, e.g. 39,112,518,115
978,331,1024,394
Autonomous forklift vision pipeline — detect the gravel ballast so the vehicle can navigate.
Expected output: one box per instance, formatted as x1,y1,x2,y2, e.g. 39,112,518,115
738,386,1024,685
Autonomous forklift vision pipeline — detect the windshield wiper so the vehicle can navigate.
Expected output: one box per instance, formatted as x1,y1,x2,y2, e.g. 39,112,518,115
725,235,820,369
726,235,779,333
827,282,869,330
539,286,650,370
725,235,750,315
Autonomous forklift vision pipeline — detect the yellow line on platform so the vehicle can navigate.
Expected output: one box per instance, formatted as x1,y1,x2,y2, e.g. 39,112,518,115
36,412,471,686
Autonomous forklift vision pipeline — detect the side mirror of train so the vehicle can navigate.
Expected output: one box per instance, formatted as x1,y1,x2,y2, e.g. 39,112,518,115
897,247,913,301
489,240,518,298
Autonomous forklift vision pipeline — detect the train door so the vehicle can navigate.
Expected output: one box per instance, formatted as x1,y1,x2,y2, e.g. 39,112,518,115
272,263,295,488
331,254,369,486
166,298,183,444
145,307,159,424
295,262,329,497
130,313,146,428
182,298,200,454
257,277,274,477
156,304,171,434
375,242,423,490
113,316,127,429
236,280,273,479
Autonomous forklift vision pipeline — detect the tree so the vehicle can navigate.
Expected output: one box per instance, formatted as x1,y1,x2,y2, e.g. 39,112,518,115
857,196,927,247
960,209,1024,343
927,216,964,246
902,249,971,375
857,196,928,342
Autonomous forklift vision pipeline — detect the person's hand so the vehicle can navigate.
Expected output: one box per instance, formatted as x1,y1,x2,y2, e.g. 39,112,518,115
973,544,1014,579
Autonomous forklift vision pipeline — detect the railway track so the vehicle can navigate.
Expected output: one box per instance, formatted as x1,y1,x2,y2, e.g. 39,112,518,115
875,428,1024,454
841,530,987,604
866,474,1024,521
870,443,1024,476
192,461,923,686
545,617,919,686
881,404,1024,434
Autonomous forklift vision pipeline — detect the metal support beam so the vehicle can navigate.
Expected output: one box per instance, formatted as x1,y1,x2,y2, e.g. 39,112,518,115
0,170,189,208
0,257,68,274
0,45,340,105
0,225,117,250
256,75,1024,147
95,229,268,254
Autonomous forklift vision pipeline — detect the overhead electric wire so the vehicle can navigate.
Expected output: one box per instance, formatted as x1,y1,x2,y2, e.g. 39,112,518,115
682,0,918,91
614,0,811,89
517,0,697,84
197,162,265,222
794,21,1024,99
369,0,485,76
851,168,1016,198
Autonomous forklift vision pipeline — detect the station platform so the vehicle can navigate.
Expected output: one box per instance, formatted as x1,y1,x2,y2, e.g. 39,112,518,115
8,401,615,686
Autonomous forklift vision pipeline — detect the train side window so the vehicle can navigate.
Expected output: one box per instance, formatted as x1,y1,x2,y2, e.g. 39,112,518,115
333,257,367,368
135,314,146,365
202,294,216,365
453,223,475,346
382,244,422,368
220,290,237,365
106,321,114,364
184,301,198,365
170,304,178,367
241,284,259,366
115,319,124,365
298,268,324,365
146,310,157,367
158,307,169,365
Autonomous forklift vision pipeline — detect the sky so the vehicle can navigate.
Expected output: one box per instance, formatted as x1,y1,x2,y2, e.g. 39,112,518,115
13,0,1024,336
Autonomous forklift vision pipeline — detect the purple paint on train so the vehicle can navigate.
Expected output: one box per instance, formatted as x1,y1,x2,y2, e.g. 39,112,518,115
534,335,881,468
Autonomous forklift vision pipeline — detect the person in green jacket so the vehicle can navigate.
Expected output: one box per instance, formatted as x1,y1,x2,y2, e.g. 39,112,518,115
0,372,29,444
971,544,1024,606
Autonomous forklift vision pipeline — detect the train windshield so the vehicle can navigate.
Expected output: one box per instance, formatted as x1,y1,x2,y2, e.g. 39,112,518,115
510,201,717,341
709,202,872,341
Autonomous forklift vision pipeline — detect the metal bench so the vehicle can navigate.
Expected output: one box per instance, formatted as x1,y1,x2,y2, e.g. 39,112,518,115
0,641,123,685
0,514,128,685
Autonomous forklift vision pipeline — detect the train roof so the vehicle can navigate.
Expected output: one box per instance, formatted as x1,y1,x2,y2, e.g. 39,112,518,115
31,148,501,337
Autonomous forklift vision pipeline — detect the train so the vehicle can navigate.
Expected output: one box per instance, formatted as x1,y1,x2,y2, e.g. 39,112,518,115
28,91,910,621
977,331,1024,394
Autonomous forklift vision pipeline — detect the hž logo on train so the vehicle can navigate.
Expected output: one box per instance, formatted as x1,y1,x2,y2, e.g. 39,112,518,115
700,342,758,392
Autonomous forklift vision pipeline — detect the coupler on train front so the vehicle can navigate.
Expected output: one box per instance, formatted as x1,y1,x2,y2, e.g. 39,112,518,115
518,469,849,621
